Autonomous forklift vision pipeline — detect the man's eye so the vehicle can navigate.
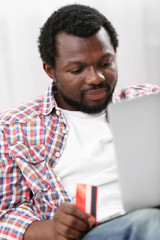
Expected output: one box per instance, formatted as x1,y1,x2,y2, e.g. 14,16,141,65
70,68,85,74
99,60,112,67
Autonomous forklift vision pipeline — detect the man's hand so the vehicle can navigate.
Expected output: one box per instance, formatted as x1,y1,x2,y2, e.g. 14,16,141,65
52,202,95,239
24,202,96,240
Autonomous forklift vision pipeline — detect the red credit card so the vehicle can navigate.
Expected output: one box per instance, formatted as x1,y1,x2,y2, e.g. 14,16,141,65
75,183,98,222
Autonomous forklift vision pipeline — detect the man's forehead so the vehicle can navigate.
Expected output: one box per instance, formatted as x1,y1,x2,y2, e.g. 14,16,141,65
56,27,115,58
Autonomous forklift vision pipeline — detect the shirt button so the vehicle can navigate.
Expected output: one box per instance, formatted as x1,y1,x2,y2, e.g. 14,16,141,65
57,176,61,182
62,129,67,134
56,110,60,116
55,152,60,158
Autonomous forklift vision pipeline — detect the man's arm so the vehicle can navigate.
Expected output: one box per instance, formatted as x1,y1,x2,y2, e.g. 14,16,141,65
0,162,41,240
0,128,41,239
0,204,41,240
24,202,95,240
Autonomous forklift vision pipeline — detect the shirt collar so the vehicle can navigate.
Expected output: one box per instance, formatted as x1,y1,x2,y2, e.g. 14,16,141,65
112,89,119,102
41,83,57,115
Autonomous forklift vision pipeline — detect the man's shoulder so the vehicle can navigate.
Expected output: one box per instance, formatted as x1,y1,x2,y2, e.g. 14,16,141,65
0,96,43,126
118,83,160,100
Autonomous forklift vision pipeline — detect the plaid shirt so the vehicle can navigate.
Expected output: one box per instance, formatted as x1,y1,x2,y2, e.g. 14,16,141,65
0,83,160,240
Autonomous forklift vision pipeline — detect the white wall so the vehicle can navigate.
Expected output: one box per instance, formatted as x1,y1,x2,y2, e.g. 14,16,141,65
0,0,160,112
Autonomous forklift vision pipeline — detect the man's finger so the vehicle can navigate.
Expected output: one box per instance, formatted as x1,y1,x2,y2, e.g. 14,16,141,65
60,202,95,225
59,213,89,232
56,221,85,239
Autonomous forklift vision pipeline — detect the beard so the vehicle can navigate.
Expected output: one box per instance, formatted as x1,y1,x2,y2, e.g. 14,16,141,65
55,82,116,114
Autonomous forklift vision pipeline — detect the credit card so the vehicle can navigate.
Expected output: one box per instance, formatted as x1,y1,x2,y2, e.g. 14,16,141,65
75,183,98,222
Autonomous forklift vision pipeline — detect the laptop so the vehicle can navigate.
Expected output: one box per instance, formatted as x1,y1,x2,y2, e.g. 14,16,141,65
108,92,160,212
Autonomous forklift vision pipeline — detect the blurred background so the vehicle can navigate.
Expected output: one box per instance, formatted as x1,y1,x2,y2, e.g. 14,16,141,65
0,0,160,112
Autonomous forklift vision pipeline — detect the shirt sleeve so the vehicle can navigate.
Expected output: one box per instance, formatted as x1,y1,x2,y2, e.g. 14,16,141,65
0,128,41,240
0,204,41,240
118,83,160,99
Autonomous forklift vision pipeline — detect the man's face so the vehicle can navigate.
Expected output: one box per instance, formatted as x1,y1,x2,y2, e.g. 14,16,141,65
50,27,118,113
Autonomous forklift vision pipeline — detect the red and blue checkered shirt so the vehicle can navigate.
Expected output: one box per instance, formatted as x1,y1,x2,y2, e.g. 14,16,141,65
0,83,160,239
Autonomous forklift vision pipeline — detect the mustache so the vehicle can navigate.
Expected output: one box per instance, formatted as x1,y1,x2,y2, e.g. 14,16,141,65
80,83,111,96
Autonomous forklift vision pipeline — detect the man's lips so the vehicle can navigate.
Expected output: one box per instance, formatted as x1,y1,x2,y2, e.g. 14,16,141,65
84,88,107,101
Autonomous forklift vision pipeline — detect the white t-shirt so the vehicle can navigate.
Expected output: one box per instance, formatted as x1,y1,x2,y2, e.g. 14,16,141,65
54,109,125,223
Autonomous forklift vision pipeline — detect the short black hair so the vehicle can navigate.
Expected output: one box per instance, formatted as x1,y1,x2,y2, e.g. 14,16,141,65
38,4,119,69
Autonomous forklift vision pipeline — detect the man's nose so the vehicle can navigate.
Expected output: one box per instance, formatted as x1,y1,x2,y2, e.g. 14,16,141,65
85,67,105,85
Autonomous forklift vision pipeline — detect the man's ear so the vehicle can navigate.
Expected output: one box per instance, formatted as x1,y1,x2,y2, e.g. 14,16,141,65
43,63,56,82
